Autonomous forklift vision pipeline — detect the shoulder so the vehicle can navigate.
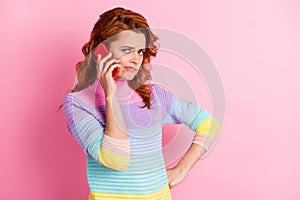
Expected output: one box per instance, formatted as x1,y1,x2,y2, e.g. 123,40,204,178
150,83,175,108
63,92,79,107
62,92,91,113
151,83,174,98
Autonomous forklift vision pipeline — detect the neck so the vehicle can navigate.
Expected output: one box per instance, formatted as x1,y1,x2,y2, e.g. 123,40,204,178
115,80,135,101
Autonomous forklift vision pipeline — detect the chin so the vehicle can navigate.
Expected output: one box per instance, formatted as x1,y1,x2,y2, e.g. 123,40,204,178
125,77,135,81
116,75,135,81
120,73,137,81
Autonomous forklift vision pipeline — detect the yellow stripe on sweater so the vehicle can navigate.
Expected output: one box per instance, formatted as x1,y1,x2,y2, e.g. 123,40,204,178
195,118,220,140
88,185,172,200
98,147,130,170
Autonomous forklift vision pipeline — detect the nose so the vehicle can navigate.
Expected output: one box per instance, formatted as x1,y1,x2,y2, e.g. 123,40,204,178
130,50,140,64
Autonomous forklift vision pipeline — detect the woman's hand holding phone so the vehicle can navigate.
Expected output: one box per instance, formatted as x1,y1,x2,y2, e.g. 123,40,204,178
96,52,122,98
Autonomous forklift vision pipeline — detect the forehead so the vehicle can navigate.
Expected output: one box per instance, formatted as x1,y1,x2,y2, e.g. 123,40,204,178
110,30,146,48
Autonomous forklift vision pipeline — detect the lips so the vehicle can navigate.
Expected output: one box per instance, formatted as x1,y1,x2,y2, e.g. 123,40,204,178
124,66,137,71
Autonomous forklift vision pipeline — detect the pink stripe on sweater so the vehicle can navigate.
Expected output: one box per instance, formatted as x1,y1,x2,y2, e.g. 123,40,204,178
73,80,143,107
102,134,130,153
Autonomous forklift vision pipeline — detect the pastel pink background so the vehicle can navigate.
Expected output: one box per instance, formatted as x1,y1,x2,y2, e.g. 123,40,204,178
1,0,300,199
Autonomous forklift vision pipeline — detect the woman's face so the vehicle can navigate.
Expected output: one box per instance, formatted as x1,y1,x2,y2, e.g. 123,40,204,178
109,30,146,81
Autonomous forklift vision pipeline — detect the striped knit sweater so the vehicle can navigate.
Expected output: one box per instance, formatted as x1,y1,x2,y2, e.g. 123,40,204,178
62,79,220,200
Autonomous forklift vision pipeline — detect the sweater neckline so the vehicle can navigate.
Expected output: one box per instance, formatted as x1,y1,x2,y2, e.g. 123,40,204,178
75,79,142,106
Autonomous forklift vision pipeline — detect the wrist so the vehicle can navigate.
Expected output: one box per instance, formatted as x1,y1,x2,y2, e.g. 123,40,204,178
175,143,203,173
176,162,190,174
105,93,117,102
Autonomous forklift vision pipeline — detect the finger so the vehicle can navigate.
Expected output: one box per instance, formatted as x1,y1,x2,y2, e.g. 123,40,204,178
166,170,170,176
101,58,120,75
106,63,122,77
96,54,103,78
167,174,174,182
96,55,102,80
170,182,175,187
167,169,173,176
98,52,113,73
96,54,101,68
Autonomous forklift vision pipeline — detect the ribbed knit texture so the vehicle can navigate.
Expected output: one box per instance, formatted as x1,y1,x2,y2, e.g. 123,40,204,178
62,80,219,199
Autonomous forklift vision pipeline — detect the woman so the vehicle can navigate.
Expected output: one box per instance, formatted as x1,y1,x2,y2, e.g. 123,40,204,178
62,7,220,200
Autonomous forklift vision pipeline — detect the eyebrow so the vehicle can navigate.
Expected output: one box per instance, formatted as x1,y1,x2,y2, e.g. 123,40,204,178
120,45,145,49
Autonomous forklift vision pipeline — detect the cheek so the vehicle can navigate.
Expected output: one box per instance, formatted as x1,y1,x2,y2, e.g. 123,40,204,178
111,50,125,60
117,55,130,65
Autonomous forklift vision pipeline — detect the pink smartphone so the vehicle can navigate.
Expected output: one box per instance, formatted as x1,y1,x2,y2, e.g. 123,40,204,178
93,43,120,79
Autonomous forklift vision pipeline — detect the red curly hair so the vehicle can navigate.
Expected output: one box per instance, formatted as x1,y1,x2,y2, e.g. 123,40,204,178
58,7,159,111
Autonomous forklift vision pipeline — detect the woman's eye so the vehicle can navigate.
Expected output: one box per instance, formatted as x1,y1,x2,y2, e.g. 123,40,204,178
138,49,146,55
121,48,145,55
121,49,130,53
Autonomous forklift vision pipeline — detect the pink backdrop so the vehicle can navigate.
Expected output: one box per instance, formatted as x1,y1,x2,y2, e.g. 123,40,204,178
1,0,300,199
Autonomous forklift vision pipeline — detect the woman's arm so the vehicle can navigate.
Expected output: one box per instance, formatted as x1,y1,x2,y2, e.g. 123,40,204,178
167,144,206,188
104,93,128,139
172,144,206,182
177,143,207,170
63,93,130,171
97,53,128,139
152,84,221,187
94,93,130,170
167,117,220,188
91,53,131,169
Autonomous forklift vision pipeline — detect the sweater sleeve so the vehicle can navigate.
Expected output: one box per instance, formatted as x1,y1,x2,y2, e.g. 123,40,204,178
62,93,130,170
153,84,220,158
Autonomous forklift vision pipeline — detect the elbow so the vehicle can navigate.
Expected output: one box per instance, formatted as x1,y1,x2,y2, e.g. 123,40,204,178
195,117,221,140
